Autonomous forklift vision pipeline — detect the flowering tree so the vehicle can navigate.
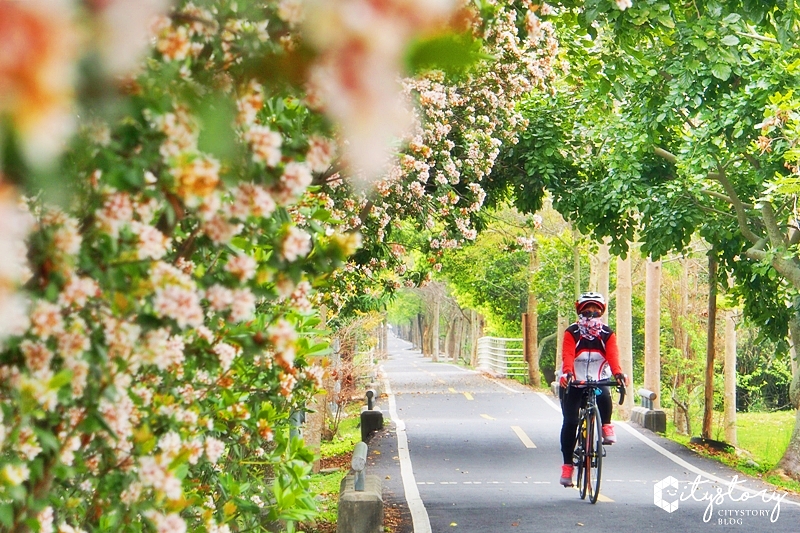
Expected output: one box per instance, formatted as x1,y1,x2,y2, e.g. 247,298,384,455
0,1,560,532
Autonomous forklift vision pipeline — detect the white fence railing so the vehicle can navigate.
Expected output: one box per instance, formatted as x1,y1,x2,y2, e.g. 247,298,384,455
476,337,527,379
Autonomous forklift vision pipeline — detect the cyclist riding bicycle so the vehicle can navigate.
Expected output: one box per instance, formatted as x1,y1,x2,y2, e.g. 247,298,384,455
558,292,626,487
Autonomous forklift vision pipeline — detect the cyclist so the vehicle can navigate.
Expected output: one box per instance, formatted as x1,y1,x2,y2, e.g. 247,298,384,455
557,292,626,487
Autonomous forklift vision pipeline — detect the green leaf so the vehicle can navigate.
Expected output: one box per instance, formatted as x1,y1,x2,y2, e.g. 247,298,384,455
722,13,742,24
405,32,493,77
657,15,675,28
711,63,732,80
49,369,73,390
0,504,13,528
721,35,740,46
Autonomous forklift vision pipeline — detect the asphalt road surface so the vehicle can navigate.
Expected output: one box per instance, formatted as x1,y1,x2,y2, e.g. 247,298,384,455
363,334,800,533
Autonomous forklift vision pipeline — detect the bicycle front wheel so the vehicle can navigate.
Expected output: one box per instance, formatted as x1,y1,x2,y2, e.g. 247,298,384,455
576,414,587,499
586,404,603,504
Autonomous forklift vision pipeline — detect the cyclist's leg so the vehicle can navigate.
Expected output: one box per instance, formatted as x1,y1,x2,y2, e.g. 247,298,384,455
597,386,612,424
560,387,582,464
597,386,616,444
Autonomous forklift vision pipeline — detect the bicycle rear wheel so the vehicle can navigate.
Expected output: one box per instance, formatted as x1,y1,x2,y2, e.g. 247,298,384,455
586,404,603,504
576,414,587,499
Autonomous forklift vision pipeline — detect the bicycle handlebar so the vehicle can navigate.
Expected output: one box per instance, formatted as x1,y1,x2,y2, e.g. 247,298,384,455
569,379,627,405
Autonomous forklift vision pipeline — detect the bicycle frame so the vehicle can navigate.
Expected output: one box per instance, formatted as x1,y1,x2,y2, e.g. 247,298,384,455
570,379,625,504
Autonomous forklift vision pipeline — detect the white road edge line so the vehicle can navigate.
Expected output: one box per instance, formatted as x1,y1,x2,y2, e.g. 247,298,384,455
384,377,433,533
616,421,800,505
536,392,562,413
481,374,521,393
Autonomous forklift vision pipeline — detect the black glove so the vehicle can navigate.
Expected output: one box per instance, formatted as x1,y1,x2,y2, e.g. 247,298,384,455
614,373,627,387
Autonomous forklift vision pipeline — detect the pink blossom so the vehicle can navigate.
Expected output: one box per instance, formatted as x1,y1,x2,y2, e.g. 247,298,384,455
131,221,171,260
274,161,312,204
225,254,257,282
37,506,54,533
99,394,137,443
30,300,64,338
229,288,256,322
268,319,297,365
229,183,276,219
153,285,204,329
156,25,191,62
20,340,54,372
306,134,335,172
205,284,234,312
205,436,226,464
203,214,243,244
95,192,134,238
64,358,88,398
145,511,186,533
52,217,82,256
281,226,312,262
158,431,182,458
16,427,43,460
244,125,282,167
58,275,99,308
213,342,238,371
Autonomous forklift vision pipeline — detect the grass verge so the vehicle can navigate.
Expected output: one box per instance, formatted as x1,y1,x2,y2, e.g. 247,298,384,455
663,410,800,494
300,403,362,533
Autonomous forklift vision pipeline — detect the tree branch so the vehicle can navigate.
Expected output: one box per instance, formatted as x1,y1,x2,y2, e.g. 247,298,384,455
708,167,761,244
761,201,789,248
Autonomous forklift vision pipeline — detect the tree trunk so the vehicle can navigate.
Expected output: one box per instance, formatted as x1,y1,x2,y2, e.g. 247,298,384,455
421,314,430,356
526,245,541,387
673,258,691,435
556,312,568,382
305,304,328,473
458,316,468,363
432,299,440,362
789,316,800,377
573,227,581,298
444,318,454,361
702,255,718,440
470,310,479,367
645,257,662,409
413,313,422,350
774,317,800,479
597,240,611,324
724,307,737,445
616,253,634,419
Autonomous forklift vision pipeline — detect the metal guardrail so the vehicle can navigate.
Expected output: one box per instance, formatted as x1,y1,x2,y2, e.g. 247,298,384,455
476,336,527,378
638,388,657,409
351,441,368,491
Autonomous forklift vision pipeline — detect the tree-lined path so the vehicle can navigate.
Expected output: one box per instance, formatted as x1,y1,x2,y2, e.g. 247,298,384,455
371,334,800,532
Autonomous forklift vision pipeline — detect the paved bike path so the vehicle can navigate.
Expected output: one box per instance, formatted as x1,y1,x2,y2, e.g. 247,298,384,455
366,335,800,533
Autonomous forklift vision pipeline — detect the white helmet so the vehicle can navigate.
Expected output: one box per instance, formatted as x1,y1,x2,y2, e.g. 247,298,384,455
576,292,606,315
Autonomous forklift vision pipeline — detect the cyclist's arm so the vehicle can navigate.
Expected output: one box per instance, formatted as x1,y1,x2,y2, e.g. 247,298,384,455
561,330,576,376
604,332,623,376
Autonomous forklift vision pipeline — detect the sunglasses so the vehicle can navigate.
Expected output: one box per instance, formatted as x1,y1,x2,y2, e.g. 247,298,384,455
580,310,601,318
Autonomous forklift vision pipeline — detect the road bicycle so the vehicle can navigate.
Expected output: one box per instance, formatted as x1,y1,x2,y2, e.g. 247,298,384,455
570,378,626,504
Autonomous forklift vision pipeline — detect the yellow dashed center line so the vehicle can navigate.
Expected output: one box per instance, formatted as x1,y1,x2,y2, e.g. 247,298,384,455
449,387,457,393
480,414,495,420
510,426,536,448
463,392,474,400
